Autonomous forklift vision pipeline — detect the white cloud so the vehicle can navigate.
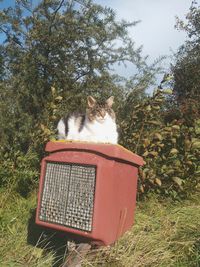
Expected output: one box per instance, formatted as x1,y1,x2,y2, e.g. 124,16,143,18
96,0,190,63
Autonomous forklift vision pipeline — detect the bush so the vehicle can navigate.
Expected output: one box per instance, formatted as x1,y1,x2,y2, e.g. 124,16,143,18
0,150,39,197
119,87,200,198
0,86,62,196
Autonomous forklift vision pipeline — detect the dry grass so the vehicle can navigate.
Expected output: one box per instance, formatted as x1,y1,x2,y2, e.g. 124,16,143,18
82,194,200,267
0,189,199,267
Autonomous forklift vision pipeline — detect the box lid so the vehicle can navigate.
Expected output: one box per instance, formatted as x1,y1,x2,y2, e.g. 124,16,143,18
45,141,144,167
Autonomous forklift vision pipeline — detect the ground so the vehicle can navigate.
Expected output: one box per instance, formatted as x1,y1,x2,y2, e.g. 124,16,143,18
0,189,200,267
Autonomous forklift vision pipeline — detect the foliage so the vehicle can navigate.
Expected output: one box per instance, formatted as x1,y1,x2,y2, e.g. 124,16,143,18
173,1,200,116
83,193,200,267
0,191,55,266
0,148,39,196
0,1,200,266
119,77,200,197
0,190,200,267
0,83,70,197
0,0,158,193
0,0,199,199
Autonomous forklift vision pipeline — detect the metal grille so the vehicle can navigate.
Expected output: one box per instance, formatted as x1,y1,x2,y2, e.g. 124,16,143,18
39,162,96,232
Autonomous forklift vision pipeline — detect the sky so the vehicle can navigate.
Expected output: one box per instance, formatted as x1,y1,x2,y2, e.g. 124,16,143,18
95,0,191,74
0,0,192,83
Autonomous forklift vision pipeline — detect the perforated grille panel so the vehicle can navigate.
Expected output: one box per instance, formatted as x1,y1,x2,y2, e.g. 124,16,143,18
39,162,96,232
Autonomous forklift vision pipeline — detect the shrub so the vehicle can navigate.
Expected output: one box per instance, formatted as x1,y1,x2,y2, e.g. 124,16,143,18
0,86,62,196
119,87,200,198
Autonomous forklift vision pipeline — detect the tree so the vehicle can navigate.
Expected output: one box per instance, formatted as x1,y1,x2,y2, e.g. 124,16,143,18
172,1,200,119
0,0,156,155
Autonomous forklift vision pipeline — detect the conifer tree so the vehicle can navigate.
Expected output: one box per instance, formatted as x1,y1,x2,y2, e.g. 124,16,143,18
0,0,156,153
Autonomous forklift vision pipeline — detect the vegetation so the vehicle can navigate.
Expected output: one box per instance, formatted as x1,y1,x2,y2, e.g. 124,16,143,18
119,1,200,197
0,189,199,267
0,0,200,266
120,80,200,198
174,1,200,107
0,0,159,195
83,193,200,267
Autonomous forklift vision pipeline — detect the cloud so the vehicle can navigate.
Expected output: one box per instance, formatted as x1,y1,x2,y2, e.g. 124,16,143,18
97,0,190,63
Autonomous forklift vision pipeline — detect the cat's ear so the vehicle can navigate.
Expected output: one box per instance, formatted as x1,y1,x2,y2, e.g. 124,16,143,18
106,96,114,107
87,96,96,108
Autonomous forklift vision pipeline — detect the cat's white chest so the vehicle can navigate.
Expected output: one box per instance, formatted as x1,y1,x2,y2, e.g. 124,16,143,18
80,116,118,144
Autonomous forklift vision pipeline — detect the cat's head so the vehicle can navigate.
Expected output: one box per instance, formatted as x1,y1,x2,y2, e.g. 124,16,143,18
86,96,116,123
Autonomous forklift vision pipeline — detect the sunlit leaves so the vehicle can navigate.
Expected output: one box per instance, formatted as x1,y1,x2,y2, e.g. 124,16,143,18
120,85,200,197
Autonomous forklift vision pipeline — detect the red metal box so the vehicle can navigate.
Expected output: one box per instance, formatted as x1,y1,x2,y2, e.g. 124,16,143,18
36,141,144,246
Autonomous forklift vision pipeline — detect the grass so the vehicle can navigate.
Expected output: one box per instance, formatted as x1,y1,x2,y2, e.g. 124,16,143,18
0,188,200,267
83,194,200,267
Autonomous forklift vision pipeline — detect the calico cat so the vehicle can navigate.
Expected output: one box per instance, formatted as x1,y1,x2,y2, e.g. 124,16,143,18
57,96,118,144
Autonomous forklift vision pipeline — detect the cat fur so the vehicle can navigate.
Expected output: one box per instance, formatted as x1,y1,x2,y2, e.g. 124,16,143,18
57,96,118,144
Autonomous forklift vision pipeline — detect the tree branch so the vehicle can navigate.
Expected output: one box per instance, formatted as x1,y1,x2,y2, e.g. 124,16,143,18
48,0,65,35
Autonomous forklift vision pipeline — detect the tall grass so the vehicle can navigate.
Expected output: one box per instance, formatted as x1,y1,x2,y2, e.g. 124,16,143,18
84,194,200,267
0,189,199,267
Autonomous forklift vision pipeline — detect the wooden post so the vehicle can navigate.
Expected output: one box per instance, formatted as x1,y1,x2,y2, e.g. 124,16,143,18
63,243,91,267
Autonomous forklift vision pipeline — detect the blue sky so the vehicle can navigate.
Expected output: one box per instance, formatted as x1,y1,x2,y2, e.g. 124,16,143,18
0,0,191,80
95,0,191,77
96,0,190,56
0,0,15,8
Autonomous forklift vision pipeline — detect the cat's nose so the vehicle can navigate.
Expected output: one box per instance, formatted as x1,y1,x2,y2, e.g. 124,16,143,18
100,111,106,118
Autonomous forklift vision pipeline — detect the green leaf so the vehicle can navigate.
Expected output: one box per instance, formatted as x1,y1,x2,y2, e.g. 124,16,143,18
170,148,178,155
148,120,161,126
149,151,158,157
55,96,63,101
162,89,173,94
154,133,162,141
152,105,160,110
143,138,150,147
146,105,151,111
172,177,184,186
142,151,149,157
51,86,56,94
192,141,200,149
172,125,180,130
155,178,162,186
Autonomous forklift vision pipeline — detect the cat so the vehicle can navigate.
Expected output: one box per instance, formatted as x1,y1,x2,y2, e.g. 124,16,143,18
57,96,118,144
